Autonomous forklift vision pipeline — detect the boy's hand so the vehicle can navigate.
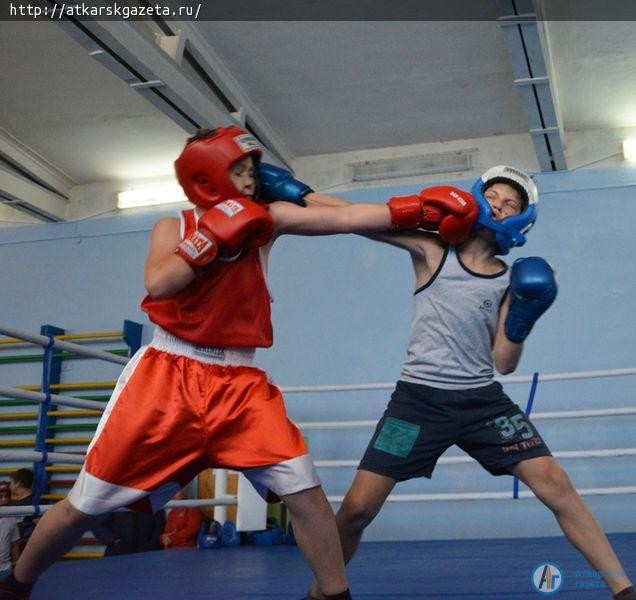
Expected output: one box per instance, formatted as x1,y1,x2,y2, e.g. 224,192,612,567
175,199,274,269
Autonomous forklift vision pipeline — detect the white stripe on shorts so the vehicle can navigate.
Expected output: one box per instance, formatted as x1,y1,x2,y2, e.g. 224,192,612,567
242,454,321,500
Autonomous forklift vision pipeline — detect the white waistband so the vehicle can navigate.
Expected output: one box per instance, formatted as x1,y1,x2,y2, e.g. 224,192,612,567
150,327,256,367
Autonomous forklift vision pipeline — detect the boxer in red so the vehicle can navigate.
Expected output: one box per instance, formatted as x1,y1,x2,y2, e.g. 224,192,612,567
2,127,477,600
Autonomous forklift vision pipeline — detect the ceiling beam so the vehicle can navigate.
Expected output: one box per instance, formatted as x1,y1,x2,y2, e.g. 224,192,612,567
0,128,74,198
157,19,294,167
0,167,68,222
496,0,567,171
51,15,292,167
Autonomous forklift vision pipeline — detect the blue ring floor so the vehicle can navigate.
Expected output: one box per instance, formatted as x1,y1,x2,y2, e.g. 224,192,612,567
33,532,636,599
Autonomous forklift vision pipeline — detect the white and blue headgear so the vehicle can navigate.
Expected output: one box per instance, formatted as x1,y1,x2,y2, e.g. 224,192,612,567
470,165,538,255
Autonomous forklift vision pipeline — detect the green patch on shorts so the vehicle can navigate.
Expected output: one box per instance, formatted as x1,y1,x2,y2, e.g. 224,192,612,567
373,417,420,458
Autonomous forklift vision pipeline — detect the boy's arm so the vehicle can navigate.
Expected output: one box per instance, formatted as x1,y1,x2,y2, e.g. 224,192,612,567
260,163,477,245
303,192,444,259
269,200,392,237
492,294,524,375
303,192,349,208
144,217,197,300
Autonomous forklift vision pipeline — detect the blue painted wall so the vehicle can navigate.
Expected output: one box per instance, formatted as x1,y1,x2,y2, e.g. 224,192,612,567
1,165,635,541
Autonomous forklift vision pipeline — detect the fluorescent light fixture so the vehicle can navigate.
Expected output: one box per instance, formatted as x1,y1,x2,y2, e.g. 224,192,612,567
117,184,187,209
623,139,636,160
352,149,476,182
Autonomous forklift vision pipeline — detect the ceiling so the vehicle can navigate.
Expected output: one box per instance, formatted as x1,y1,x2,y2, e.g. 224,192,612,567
1,1,635,225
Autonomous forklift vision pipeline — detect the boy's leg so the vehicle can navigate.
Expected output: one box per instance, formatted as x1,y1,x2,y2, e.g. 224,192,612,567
10,499,100,584
307,470,396,599
4,346,206,594
281,486,348,597
513,456,633,597
336,469,396,564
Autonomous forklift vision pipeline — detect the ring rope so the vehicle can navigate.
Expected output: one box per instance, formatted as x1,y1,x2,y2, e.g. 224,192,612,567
0,325,127,365
0,331,123,346
0,385,107,410
0,497,238,519
3,446,635,469
326,486,636,503
280,366,636,394
314,447,636,468
296,407,636,430
530,407,636,419
1,400,631,427
0,450,85,464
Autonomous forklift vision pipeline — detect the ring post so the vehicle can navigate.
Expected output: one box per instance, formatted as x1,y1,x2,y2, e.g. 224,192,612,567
123,320,143,356
33,325,64,507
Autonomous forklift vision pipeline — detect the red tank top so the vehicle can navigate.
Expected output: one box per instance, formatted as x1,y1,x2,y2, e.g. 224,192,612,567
141,208,273,347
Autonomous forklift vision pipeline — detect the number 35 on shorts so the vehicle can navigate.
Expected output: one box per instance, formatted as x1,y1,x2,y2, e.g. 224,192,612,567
488,412,535,441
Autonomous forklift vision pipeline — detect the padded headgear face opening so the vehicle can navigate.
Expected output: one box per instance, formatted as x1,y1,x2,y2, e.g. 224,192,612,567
470,165,538,255
174,126,263,209
482,177,529,212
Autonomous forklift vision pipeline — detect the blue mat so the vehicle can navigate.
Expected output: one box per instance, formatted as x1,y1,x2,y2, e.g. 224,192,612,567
34,532,636,598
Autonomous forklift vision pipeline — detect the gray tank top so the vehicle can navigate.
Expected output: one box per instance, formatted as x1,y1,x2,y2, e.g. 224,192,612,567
400,246,510,390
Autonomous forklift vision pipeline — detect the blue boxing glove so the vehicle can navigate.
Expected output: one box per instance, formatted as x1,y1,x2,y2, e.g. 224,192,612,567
257,163,313,206
505,257,558,343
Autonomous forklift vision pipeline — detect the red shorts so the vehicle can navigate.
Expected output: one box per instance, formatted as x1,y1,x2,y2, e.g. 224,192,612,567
67,328,319,514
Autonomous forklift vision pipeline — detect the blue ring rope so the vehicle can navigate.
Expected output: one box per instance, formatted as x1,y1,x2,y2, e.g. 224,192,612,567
513,372,540,499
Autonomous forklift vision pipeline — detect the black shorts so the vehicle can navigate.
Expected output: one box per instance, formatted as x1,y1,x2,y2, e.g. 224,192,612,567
359,380,551,481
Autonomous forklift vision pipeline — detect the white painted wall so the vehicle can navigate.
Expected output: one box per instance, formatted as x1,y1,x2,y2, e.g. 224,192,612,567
1,165,635,541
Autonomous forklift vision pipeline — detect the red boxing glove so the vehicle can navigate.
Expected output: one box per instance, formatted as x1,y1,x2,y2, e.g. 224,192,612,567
206,198,274,256
387,186,477,243
175,226,218,269
387,195,425,231
437,194,478,244
176,198,274,269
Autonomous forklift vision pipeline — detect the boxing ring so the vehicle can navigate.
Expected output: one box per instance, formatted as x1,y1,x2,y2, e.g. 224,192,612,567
1,324,635,598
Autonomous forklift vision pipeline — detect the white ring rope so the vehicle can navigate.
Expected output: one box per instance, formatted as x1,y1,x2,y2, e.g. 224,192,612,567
296,407,636,430
3,484,633,516
314,448,636,468
0,497,238,518
532,407,636,420
0,450,85,464
5,447,633,470
326,486,636,503
281,367,636,394
0,385,105,410
0,325,128,365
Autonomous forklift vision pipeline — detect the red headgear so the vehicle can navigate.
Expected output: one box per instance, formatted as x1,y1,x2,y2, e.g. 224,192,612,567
174,126,263,208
